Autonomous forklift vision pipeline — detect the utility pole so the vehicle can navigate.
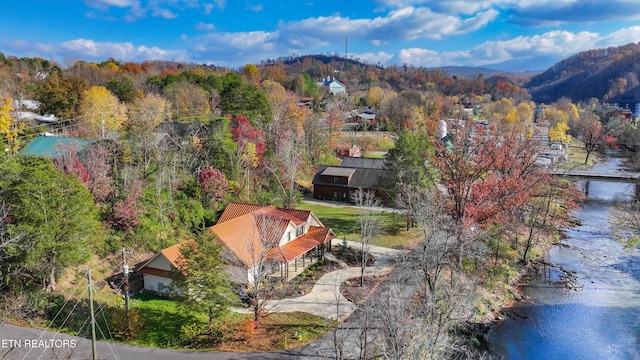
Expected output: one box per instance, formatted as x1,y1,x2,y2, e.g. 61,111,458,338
345,38,348,59
88,269,97,360
121,247,133,333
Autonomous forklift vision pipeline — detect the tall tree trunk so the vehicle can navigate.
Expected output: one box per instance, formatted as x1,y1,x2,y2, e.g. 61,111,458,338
47,255,56,292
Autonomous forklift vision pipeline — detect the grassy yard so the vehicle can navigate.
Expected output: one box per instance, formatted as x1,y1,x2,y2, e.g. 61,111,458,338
125,294,332,351
297,202,420,249
561,139,602,168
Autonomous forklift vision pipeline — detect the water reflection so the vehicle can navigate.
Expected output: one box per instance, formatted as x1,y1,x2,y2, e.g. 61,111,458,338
488,155,640,359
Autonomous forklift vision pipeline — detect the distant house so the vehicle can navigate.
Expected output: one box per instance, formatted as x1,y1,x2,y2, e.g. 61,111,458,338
17,136,95,159
137,241,191,294
312,157,388,202
318,76,346,96
612,86,640,121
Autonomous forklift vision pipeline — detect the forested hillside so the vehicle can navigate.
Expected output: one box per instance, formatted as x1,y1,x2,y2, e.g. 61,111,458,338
0,50,612,356
526,42,640,104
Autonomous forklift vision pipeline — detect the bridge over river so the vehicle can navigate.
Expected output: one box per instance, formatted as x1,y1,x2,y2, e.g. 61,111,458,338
549,169,640,196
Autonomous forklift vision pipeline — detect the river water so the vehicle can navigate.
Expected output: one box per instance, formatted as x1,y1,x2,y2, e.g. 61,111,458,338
487,155,640,360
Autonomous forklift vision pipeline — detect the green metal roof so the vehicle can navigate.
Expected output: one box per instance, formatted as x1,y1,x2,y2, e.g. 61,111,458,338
18,136,94,158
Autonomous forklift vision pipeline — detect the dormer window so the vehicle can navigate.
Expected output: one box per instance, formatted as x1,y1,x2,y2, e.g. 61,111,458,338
295,226,303,237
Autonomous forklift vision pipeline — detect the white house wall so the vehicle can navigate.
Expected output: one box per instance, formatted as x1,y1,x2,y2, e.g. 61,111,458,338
146,254,173,271
143,273,172,293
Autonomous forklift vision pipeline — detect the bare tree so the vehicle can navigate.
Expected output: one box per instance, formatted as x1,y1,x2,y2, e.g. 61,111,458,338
611,201,640,250
372,281,416,360
332,280,347,360
352,188,382,286
395,186,458,303
269,132,304,208
571,108,623,164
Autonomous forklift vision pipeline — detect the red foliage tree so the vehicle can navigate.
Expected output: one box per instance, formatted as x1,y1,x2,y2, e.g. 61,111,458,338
229,115,266,157
198,167,228,209
52,144,90,188
432,121,546,233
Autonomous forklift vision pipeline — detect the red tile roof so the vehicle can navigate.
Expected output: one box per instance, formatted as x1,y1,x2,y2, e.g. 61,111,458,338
217,203,267,223
137,240,194,274
274,226,336,262
210,204,334,267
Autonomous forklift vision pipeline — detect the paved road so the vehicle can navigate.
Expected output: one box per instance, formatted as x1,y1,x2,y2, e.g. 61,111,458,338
0,243,415,360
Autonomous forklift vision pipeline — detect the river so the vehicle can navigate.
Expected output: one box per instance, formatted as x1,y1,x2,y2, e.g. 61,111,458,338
487,154,640,360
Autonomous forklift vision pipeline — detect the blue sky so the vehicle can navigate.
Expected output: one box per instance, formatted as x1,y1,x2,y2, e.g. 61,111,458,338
2,0,640,70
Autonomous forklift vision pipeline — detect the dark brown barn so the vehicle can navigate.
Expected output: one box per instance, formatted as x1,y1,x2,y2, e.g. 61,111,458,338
312,157,388,202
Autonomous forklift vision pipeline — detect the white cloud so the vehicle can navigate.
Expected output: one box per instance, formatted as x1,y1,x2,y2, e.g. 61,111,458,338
85,0,223,20
353,51,395,66
248,4,264,12
85,0,138,8
394,48,443,67
598,26,640,48
151,8,178,19
195,22,215,31
280,7,498,43
5,38,188,63
390,29,629,68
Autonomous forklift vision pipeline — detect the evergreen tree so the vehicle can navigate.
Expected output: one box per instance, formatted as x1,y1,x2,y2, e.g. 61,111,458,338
167,234,236,340
0,156,101,291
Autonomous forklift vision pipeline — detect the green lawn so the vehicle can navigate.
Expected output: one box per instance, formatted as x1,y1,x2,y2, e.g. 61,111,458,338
372,136,395,152
297,202,420,249
128,294,332,351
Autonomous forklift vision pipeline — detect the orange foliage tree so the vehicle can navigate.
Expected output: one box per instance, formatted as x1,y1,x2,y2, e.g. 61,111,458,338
430,121,550,259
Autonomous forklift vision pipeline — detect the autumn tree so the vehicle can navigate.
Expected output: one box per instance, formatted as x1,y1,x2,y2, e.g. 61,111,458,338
198,167,228,210
230,115,266,199
611,201,640,250
572,108,623,164
0,92,21,153
260,64,287,84
262,80,306,150
164,81,210,119
122,93,169,174
241,64,261,85
430,121,546,259
78,86,127,138
35,73,88,119
548,121,572,143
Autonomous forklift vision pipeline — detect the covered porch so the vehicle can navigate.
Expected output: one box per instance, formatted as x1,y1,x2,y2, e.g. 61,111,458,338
269,243,329,282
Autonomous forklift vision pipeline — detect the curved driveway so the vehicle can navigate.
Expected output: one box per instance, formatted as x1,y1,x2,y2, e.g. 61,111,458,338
0,241,407,360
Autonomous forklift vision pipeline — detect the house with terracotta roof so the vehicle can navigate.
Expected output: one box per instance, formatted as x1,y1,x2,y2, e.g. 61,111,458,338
210,202,336,286
137,241,192,294
137,203,336,291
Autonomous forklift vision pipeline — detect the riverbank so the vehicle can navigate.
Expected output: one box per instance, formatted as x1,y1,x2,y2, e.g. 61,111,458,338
477,143,598,340
486,152,640,359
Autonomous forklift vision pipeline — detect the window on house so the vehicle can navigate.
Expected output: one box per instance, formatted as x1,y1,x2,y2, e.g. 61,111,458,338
296,226,303,237
342,192,347,199
157,282,164,292
333,176,338,183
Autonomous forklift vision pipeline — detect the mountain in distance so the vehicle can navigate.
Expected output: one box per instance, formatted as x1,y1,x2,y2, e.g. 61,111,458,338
524,42,640,104
485,55,560,73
